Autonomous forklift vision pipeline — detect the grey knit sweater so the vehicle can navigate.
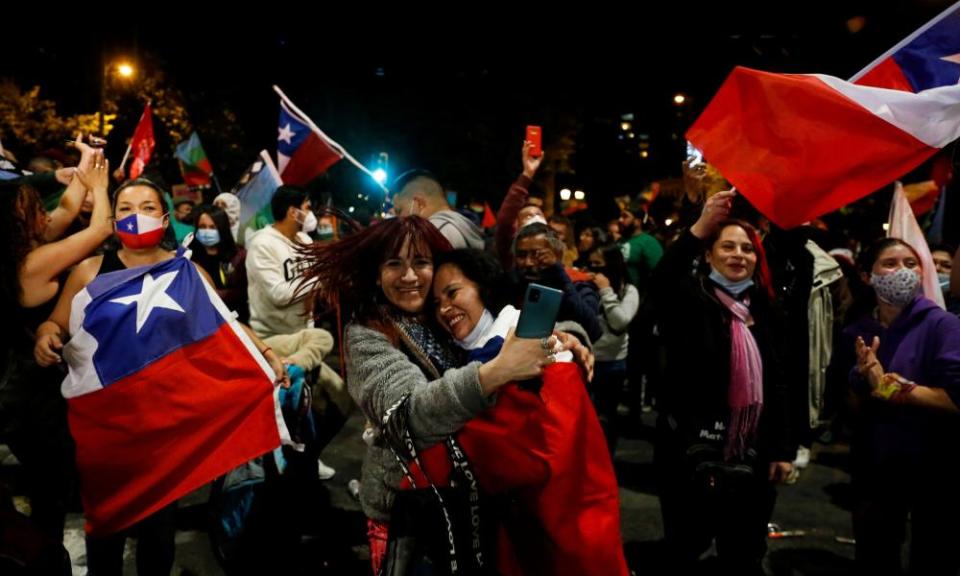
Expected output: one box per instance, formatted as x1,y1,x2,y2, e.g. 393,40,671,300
344,323,494,521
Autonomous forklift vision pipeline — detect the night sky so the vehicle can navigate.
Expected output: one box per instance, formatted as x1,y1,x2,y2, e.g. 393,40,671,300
3,1,954,221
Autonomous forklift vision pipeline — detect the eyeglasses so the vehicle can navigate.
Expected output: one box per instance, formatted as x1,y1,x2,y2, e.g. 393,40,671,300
515,248,552,262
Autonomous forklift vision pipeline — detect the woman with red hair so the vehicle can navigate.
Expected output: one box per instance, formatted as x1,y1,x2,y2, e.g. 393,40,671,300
301,215,557,575
651,190,795,575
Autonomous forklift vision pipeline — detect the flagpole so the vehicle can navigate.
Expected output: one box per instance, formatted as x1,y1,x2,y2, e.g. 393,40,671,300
272,85,391,195
849,0,960,82
211,173,224,195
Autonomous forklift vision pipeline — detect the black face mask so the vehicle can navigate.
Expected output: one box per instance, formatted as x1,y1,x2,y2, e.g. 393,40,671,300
587,264,607,274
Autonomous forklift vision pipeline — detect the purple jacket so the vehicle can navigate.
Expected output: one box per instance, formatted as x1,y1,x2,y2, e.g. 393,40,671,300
842,296,960,468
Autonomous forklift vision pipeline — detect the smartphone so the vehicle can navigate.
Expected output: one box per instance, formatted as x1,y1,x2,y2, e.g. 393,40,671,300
526,125,543,158
685,141,703,168
515,283,563,339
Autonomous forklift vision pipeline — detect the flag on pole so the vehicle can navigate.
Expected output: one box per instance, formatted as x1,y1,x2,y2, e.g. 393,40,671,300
888,182,946,308
175,132,214,187
276,100,342,186
233,150,283,243
273,86,388,193
128,103,155,180
61,252,290,534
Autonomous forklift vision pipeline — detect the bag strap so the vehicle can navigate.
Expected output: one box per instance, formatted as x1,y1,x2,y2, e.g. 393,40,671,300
381,394,487,574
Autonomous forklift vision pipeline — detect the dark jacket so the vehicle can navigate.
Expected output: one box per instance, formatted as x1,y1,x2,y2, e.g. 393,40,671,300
651,230,794,464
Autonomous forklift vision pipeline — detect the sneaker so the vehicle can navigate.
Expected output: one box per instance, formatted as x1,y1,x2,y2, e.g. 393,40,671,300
793,446,811,469
317,458,336,481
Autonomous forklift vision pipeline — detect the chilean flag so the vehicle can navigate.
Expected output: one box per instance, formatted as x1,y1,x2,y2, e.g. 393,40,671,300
276,99,343,186
61,252,290,535
852,2,960,93
687,2,960,229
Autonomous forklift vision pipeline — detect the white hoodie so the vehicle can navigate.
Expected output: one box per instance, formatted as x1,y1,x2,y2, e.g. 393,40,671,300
245,226,315,338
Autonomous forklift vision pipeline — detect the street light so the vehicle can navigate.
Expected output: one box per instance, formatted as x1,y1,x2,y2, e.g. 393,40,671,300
100,60,136,136
673,93,687,105
560,188,572,200
574,190,585,201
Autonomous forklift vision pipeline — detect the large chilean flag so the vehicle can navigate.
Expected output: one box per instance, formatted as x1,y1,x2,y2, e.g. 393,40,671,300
61,251,290,535
687,1,960,229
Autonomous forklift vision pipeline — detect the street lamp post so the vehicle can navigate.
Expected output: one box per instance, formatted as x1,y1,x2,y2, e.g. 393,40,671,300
99,59,135,136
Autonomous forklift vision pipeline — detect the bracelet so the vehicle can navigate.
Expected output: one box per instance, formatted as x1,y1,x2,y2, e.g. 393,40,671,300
260,347,272,355
876,372,917,403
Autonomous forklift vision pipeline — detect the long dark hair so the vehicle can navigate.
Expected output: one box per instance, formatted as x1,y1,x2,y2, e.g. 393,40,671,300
590,243,628,298
299,214,452,335
433,249,510,316
0,182,44,344
857,237,920,274
848,237,923,318
705,219,775,301
189,204,237,261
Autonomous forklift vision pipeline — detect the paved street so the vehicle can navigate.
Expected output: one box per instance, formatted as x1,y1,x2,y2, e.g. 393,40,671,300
4,410,857,575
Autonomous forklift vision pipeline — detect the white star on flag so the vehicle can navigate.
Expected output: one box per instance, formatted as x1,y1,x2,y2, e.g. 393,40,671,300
126,222,134,231
110,271,185,333
278,123,295,144
940,53,960,65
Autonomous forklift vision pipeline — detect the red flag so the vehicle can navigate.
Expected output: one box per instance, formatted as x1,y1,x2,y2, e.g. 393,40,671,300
403,363,628,576
481,202,497,228
128,104,155,180
686,67,960,228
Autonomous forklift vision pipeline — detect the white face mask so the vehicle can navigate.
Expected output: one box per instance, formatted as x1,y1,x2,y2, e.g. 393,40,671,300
298,209,318,233
871,267,921,307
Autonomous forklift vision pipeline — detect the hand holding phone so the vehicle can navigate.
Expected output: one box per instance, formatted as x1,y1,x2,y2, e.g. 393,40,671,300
515,283,563,339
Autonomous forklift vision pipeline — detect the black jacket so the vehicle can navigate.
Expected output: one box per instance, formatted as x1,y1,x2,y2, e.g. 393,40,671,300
651,230,795,464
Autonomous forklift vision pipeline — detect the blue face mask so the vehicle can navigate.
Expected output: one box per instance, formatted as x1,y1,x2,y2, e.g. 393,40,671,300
709,267,754,296
195,228,220,247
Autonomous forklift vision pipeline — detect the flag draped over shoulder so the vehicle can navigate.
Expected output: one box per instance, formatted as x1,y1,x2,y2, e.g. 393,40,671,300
61,252,289,535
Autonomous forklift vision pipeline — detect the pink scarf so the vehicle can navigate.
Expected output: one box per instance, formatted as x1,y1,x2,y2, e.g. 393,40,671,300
714,288,764,460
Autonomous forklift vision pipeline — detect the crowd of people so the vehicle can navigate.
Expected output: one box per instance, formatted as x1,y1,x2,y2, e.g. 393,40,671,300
0,129,958,576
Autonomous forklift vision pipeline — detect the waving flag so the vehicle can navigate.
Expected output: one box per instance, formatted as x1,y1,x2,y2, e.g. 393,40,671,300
852,1,960,92
687,1,960,229
233,150,283,243
276,99,342,185
686,68,960,228
175,132,214,187
61,253,289,535
273,86,388,193
128,103,155,180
